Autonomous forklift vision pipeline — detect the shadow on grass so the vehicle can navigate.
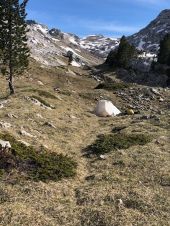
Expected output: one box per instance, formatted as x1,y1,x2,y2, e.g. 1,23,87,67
91,63,168,88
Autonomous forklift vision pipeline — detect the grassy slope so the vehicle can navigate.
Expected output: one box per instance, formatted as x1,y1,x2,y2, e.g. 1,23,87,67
0,62,169,226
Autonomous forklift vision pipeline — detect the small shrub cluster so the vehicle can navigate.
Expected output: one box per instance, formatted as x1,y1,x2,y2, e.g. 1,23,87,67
112,126,127,133
0,188,10,204
0,133,77,182
95,82,129,91
86,133,152,155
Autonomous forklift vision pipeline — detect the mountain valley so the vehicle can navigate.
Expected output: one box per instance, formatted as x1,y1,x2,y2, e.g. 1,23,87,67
0,8,170,226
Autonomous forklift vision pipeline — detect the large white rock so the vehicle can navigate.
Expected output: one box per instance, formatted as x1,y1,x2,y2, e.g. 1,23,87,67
0,139,11,149
95,100,121,117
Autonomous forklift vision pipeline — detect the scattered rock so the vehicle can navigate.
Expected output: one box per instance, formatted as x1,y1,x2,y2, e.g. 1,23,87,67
36,113,43,119
43,122,56,129
157,110,164,115
159,97,164,102
0,139,11,149
0,100,8,109
0,121,11,129
54,87,61,92
118,199,124,206
37,81,44,85
70,115,79,119
20,129,36,138
18,140,30,147
25,96,53,110
55,95,62,101
151,88,161,96
6,113,18,119
99,154,107,160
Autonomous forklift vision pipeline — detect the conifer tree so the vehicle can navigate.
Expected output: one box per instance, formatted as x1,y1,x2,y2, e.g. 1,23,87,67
116,36,136,68
0,0,30,94
157,33,170,65
105,36,136,69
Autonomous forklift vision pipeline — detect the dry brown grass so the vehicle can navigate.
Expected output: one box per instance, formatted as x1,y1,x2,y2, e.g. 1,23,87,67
0,62,169,225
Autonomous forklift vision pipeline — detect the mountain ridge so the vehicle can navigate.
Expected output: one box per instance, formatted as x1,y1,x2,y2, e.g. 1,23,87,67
27,9,170,67
128,9,170,53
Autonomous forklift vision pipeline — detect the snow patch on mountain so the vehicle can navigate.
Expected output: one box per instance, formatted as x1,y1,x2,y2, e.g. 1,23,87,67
80,35,119,57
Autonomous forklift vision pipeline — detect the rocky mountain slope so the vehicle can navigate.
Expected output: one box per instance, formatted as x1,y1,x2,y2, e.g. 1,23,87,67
128,9,170,53
27,20,119,64
27,20,103,67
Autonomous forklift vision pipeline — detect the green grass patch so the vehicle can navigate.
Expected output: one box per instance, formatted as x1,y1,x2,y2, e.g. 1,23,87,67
95,82,130,91
22,88,57,99
0,133,77,182
86,133,152,155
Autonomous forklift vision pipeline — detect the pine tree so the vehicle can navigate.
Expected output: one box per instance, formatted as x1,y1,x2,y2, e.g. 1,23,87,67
105,49,117,66
157,33,170,65
0,0,30,95
116,36,136,68
105,36,137,69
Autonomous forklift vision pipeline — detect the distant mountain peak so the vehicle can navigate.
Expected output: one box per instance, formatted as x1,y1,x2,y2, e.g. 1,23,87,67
128,9,170,53
158,9,170,18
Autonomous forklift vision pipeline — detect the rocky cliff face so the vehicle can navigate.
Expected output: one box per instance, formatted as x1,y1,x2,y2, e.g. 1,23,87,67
128,9,170,53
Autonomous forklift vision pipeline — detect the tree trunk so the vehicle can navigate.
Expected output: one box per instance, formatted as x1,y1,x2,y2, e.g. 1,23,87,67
8,66,15,95
8,8,14,95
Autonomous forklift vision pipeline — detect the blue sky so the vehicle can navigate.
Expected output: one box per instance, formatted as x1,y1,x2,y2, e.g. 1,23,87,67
27,0,170,38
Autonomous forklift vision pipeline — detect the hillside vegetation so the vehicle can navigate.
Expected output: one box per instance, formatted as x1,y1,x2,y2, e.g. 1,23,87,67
0,62,170,226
